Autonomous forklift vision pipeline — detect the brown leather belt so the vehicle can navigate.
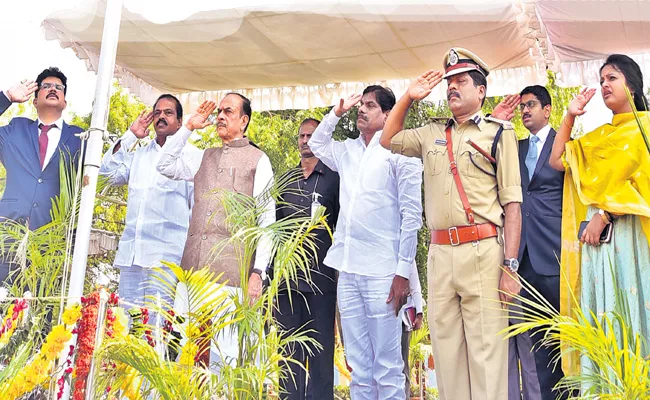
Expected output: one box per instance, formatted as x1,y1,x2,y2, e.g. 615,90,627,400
430,223,498,246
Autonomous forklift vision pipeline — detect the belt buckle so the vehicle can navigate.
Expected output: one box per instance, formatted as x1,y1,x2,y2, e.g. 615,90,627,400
448,226,460,246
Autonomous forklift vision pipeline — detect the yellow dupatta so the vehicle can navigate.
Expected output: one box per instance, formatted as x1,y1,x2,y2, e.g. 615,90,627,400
560,112,650,375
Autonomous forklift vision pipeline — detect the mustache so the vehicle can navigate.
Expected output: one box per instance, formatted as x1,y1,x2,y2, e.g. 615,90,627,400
447,91,460,101
357,114,368,121
46,91,59,99
522,113,532,119
156,119,168,126
216,122,227,128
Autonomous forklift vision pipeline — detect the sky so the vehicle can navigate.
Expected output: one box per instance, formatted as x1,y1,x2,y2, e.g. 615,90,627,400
0,0,612,130
0,1,99,117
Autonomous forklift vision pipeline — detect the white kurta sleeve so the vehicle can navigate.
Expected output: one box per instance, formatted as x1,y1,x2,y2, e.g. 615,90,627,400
157,126,204,182
252,153,275,273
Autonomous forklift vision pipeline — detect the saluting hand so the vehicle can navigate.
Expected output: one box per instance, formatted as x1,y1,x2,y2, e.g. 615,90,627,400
130,110,154,138
408,70,444,101
333,94,362,118
568,87,597,118
492,94,521,121
185,100,217,131
6,80,38,103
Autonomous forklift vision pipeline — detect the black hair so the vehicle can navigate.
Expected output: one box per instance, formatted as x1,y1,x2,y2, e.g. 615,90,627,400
362,85,396,112
35,67,67,97
520,85,552,108
153,94,183,119
600,54,648,111
225,92,252,132
467,70,487,106
298,118,321,132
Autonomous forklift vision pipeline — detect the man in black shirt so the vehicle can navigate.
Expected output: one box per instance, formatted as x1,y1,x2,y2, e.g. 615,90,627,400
275,118,340,400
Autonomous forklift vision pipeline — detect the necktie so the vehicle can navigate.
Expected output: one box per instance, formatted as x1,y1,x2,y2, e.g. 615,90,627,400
525,134,540,181
38,123,54,169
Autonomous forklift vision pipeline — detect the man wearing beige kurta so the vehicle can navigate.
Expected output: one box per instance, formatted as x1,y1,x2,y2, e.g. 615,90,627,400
380,48,523,400
157,94,275,367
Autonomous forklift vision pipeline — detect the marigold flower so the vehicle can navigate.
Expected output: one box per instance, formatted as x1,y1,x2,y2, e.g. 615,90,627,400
63,303,82,326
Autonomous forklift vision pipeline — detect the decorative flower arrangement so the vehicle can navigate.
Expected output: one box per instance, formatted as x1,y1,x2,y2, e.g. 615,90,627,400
104,292,119,339
0,299,28,345
111,307,128,339
140,307,155,347
3,303,81,399
72,291,101,400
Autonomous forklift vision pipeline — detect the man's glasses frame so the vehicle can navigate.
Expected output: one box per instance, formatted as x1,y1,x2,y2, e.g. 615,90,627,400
40,82,66,92
519,100,540,111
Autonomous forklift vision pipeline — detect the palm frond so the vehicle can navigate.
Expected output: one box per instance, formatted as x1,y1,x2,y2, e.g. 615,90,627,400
502,260,650,398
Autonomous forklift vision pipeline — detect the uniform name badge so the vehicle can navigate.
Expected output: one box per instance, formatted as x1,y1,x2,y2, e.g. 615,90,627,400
311,192,323,218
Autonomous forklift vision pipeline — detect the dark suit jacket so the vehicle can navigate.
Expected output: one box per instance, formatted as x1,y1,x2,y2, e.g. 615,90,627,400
0,92,84,230
518,128,564,276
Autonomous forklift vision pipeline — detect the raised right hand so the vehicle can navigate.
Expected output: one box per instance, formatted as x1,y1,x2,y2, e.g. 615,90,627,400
408,70,444,101
130,110,154,138
333,94,362,118
6,80,38,103
567,87,597,117
185,100,217,131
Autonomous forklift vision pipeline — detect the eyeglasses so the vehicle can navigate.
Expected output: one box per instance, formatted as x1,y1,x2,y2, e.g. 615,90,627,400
519,100,540,111
40,82,66,92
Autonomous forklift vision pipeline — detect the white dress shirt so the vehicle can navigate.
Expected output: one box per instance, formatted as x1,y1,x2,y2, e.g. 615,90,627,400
156,126,275,273
37,117,63,170
531,124,551,160
99,130,203,268
308,109,423,278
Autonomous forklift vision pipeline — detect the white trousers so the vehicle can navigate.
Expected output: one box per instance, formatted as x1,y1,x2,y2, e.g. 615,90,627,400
338,271,405,400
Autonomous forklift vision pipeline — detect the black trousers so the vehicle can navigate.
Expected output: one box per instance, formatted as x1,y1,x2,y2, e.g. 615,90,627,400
519,249,572,400
275,290,336,400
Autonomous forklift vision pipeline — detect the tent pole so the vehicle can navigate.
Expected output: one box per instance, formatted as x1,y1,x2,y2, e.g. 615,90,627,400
56,0,123,398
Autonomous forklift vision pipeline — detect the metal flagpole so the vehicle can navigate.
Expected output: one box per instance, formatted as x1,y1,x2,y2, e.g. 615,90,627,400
56,0,124,398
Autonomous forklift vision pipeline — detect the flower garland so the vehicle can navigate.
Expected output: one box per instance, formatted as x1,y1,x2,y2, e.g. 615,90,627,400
0,299,28,345
140,307,155,347
72,291,100,400
71,291,124,400
3,303,81,399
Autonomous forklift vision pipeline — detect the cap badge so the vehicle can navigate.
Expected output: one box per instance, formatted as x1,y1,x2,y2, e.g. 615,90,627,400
449,49,459,66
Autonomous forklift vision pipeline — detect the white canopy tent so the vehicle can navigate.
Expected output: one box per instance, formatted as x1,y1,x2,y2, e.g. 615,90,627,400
42,0,650,112
42,2,650,398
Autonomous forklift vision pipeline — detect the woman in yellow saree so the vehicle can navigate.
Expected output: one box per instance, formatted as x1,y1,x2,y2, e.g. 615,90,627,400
549,54,650,380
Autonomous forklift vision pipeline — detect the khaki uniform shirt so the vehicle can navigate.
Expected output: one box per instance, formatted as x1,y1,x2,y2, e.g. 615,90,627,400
391,112,522,231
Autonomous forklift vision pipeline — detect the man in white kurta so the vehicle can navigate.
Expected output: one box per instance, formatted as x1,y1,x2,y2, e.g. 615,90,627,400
308,86,423,400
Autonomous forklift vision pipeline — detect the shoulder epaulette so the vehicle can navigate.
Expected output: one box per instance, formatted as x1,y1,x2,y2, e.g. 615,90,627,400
484,115,514,130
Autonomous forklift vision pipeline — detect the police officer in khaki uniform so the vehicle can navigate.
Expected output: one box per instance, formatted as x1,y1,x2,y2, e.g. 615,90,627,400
379,48,523,400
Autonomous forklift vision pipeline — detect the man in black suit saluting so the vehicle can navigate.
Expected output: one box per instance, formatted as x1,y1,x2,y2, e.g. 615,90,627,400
514,85,568,400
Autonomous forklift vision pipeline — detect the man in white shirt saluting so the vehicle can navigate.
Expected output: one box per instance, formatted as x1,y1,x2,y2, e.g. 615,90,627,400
100,94,202,311
308,86,423,400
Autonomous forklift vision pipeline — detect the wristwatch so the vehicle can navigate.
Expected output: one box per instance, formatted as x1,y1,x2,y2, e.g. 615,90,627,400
503,258,519,273
598,209,611,224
